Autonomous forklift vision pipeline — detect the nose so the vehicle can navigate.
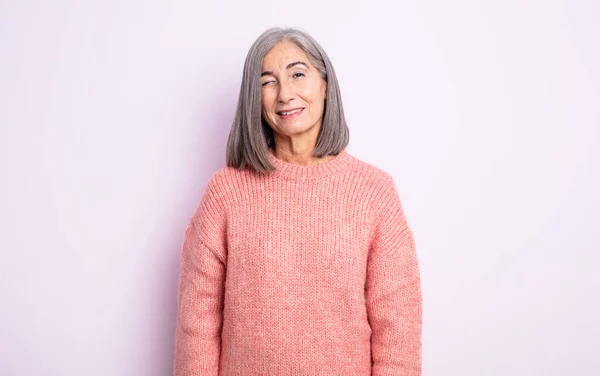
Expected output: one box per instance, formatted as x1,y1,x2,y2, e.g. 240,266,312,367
277,80,295,103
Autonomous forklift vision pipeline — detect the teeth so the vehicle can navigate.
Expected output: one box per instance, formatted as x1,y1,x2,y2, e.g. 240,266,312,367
280,108,302,116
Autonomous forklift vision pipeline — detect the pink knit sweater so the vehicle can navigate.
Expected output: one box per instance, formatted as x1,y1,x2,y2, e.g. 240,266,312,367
173,148,422,375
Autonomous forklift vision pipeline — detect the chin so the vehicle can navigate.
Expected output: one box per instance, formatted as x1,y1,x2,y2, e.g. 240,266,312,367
282,123,313,133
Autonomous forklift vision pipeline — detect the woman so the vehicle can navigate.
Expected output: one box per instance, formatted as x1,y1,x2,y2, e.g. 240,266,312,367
174,27,422,376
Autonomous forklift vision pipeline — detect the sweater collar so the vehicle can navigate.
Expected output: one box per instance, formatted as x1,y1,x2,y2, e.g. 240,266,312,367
267,147,353,182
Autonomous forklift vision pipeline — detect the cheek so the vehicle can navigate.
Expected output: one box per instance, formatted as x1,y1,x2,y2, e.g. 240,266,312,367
260,97,270,115
307,93,326,111
262,92,277,110
302,84,326,107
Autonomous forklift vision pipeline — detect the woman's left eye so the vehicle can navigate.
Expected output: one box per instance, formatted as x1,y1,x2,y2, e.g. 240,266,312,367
293,72,305,78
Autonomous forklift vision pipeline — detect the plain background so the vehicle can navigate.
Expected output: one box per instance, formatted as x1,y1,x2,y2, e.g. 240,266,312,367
1,0,598,375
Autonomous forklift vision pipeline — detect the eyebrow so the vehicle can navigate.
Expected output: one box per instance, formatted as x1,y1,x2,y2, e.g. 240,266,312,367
261,61,309,77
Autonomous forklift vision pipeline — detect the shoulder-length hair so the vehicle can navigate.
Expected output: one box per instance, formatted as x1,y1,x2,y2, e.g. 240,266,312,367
225,26,350,174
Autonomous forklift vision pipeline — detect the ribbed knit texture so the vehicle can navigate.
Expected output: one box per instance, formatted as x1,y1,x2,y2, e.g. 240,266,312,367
173,148,422,376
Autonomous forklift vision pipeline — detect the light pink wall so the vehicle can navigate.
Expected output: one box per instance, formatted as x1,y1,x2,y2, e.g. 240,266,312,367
1,1,598,375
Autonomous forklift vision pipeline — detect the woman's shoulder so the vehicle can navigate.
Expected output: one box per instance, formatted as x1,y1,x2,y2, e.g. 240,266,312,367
202,165,257,196
345,151,396,187
204,165,241,190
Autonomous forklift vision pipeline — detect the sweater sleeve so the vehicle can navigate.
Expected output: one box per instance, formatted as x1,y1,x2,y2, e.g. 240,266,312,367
366,173,422,376
174,174,227,376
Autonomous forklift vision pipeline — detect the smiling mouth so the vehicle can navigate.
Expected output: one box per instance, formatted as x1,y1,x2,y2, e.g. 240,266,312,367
277,108,304,116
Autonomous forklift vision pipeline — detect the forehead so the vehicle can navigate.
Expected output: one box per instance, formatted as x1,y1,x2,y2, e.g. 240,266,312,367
262,41,311,69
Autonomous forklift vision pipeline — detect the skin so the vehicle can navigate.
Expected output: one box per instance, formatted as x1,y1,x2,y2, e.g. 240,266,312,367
260,40,334,166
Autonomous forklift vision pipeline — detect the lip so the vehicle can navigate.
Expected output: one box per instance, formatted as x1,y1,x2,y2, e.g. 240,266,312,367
277,107,304,119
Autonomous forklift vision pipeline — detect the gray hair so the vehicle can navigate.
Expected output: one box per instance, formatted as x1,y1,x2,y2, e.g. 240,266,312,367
225,26,350,174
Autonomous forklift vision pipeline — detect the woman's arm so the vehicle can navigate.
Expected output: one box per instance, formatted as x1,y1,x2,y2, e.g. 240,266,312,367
174,174,227,376
366,173,423,376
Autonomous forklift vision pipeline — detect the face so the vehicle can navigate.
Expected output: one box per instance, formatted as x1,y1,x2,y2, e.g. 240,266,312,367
260,40,327,139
